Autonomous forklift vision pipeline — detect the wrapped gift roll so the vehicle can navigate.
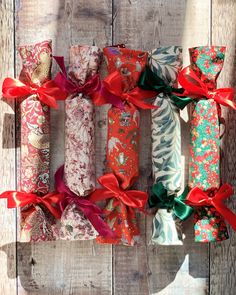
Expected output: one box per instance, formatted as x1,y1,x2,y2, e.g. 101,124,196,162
2,40,66,242
53,47,106,240
64,45,102,196
0,190,63,242
18,40,52,195
92,46,150,245
179,46,233,242
139,46,189,245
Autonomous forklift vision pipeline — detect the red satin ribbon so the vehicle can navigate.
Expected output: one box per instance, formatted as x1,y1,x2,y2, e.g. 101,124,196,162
92,70,157,110
186,184,236,231
0,191,63,219
2,78,67,109
53,56,101,95
178,66,236,110
89,173,148,209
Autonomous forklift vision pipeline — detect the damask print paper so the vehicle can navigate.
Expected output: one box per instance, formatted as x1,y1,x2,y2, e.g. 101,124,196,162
148,46,184,245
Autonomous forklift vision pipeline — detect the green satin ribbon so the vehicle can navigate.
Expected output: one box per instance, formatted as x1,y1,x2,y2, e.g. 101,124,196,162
148,183,193,221
139,66,192,110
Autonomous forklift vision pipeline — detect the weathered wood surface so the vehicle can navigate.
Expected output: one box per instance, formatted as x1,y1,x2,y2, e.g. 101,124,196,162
0,0,235,294
210,1,236,295
0,1,17,295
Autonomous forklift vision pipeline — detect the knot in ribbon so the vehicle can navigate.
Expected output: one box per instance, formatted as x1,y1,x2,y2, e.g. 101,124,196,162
149,183,193,221
55,166,115,238
2,78,67,109
139,66,192,109
89,173,148,209
0,191,63,219
91,70,157,110
186,183,236,231
53,56,101,96
178,66,236,110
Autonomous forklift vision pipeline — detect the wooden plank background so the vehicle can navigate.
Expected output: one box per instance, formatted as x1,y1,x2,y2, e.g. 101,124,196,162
0,0,236,294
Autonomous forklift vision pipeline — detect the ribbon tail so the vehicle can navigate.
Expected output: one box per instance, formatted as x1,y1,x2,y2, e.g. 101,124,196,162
169,93,192,109
214,201,236,231
174,198,193,221
85,210,116,238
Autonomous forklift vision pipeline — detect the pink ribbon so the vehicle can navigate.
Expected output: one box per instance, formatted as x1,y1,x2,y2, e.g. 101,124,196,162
53,56,101,95
55,166,116,238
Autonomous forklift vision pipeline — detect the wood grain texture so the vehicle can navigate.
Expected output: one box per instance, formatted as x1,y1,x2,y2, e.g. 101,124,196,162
0,0,17,294
15,1,113,294
210,1,236,294
1,0,235,294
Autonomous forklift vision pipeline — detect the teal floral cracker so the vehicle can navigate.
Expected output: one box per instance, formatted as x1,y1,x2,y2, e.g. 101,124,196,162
189,99,220,191
188,46,229,242
147,46,186,245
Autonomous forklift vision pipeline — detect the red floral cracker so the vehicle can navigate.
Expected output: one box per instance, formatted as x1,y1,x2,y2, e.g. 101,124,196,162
18,40,52,195
93,46,148,246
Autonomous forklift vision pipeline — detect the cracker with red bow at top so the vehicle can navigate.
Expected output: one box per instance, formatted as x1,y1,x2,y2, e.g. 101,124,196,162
91,46,156,245
178,46,236,242
1,40,67,242
53,46,105,241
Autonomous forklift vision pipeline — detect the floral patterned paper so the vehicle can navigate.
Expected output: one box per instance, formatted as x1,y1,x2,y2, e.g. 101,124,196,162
20,204,59,242
59,203,98,240
188,46,228,242
96,47,147,246
61,46,102,241
148,46,184,245
17,40,55,242
64,45,102,196
19,40,52,195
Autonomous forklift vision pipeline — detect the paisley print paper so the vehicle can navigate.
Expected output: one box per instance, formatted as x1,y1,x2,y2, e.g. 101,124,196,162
17,40,54,242
96,47,147,246
188,46,228,242
64,45,102,196
148,46,184,245
20,205,59,242
18,40,52,195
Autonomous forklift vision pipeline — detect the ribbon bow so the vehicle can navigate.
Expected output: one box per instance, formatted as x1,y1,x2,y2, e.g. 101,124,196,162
2,78,67,109
53,56,101,96
138,66,192,109
178,66,236,110
0,191,63,219
186,184,236,231
92,70,157,110
54,166,115,238
89,173,148,209
149,183,193,221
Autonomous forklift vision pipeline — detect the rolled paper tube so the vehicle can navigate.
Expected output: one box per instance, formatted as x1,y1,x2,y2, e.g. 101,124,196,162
18,40,52,195
147,46,184,245
96,47,147,245
17,40,55,242
188,46,228,242
64,45,102,196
